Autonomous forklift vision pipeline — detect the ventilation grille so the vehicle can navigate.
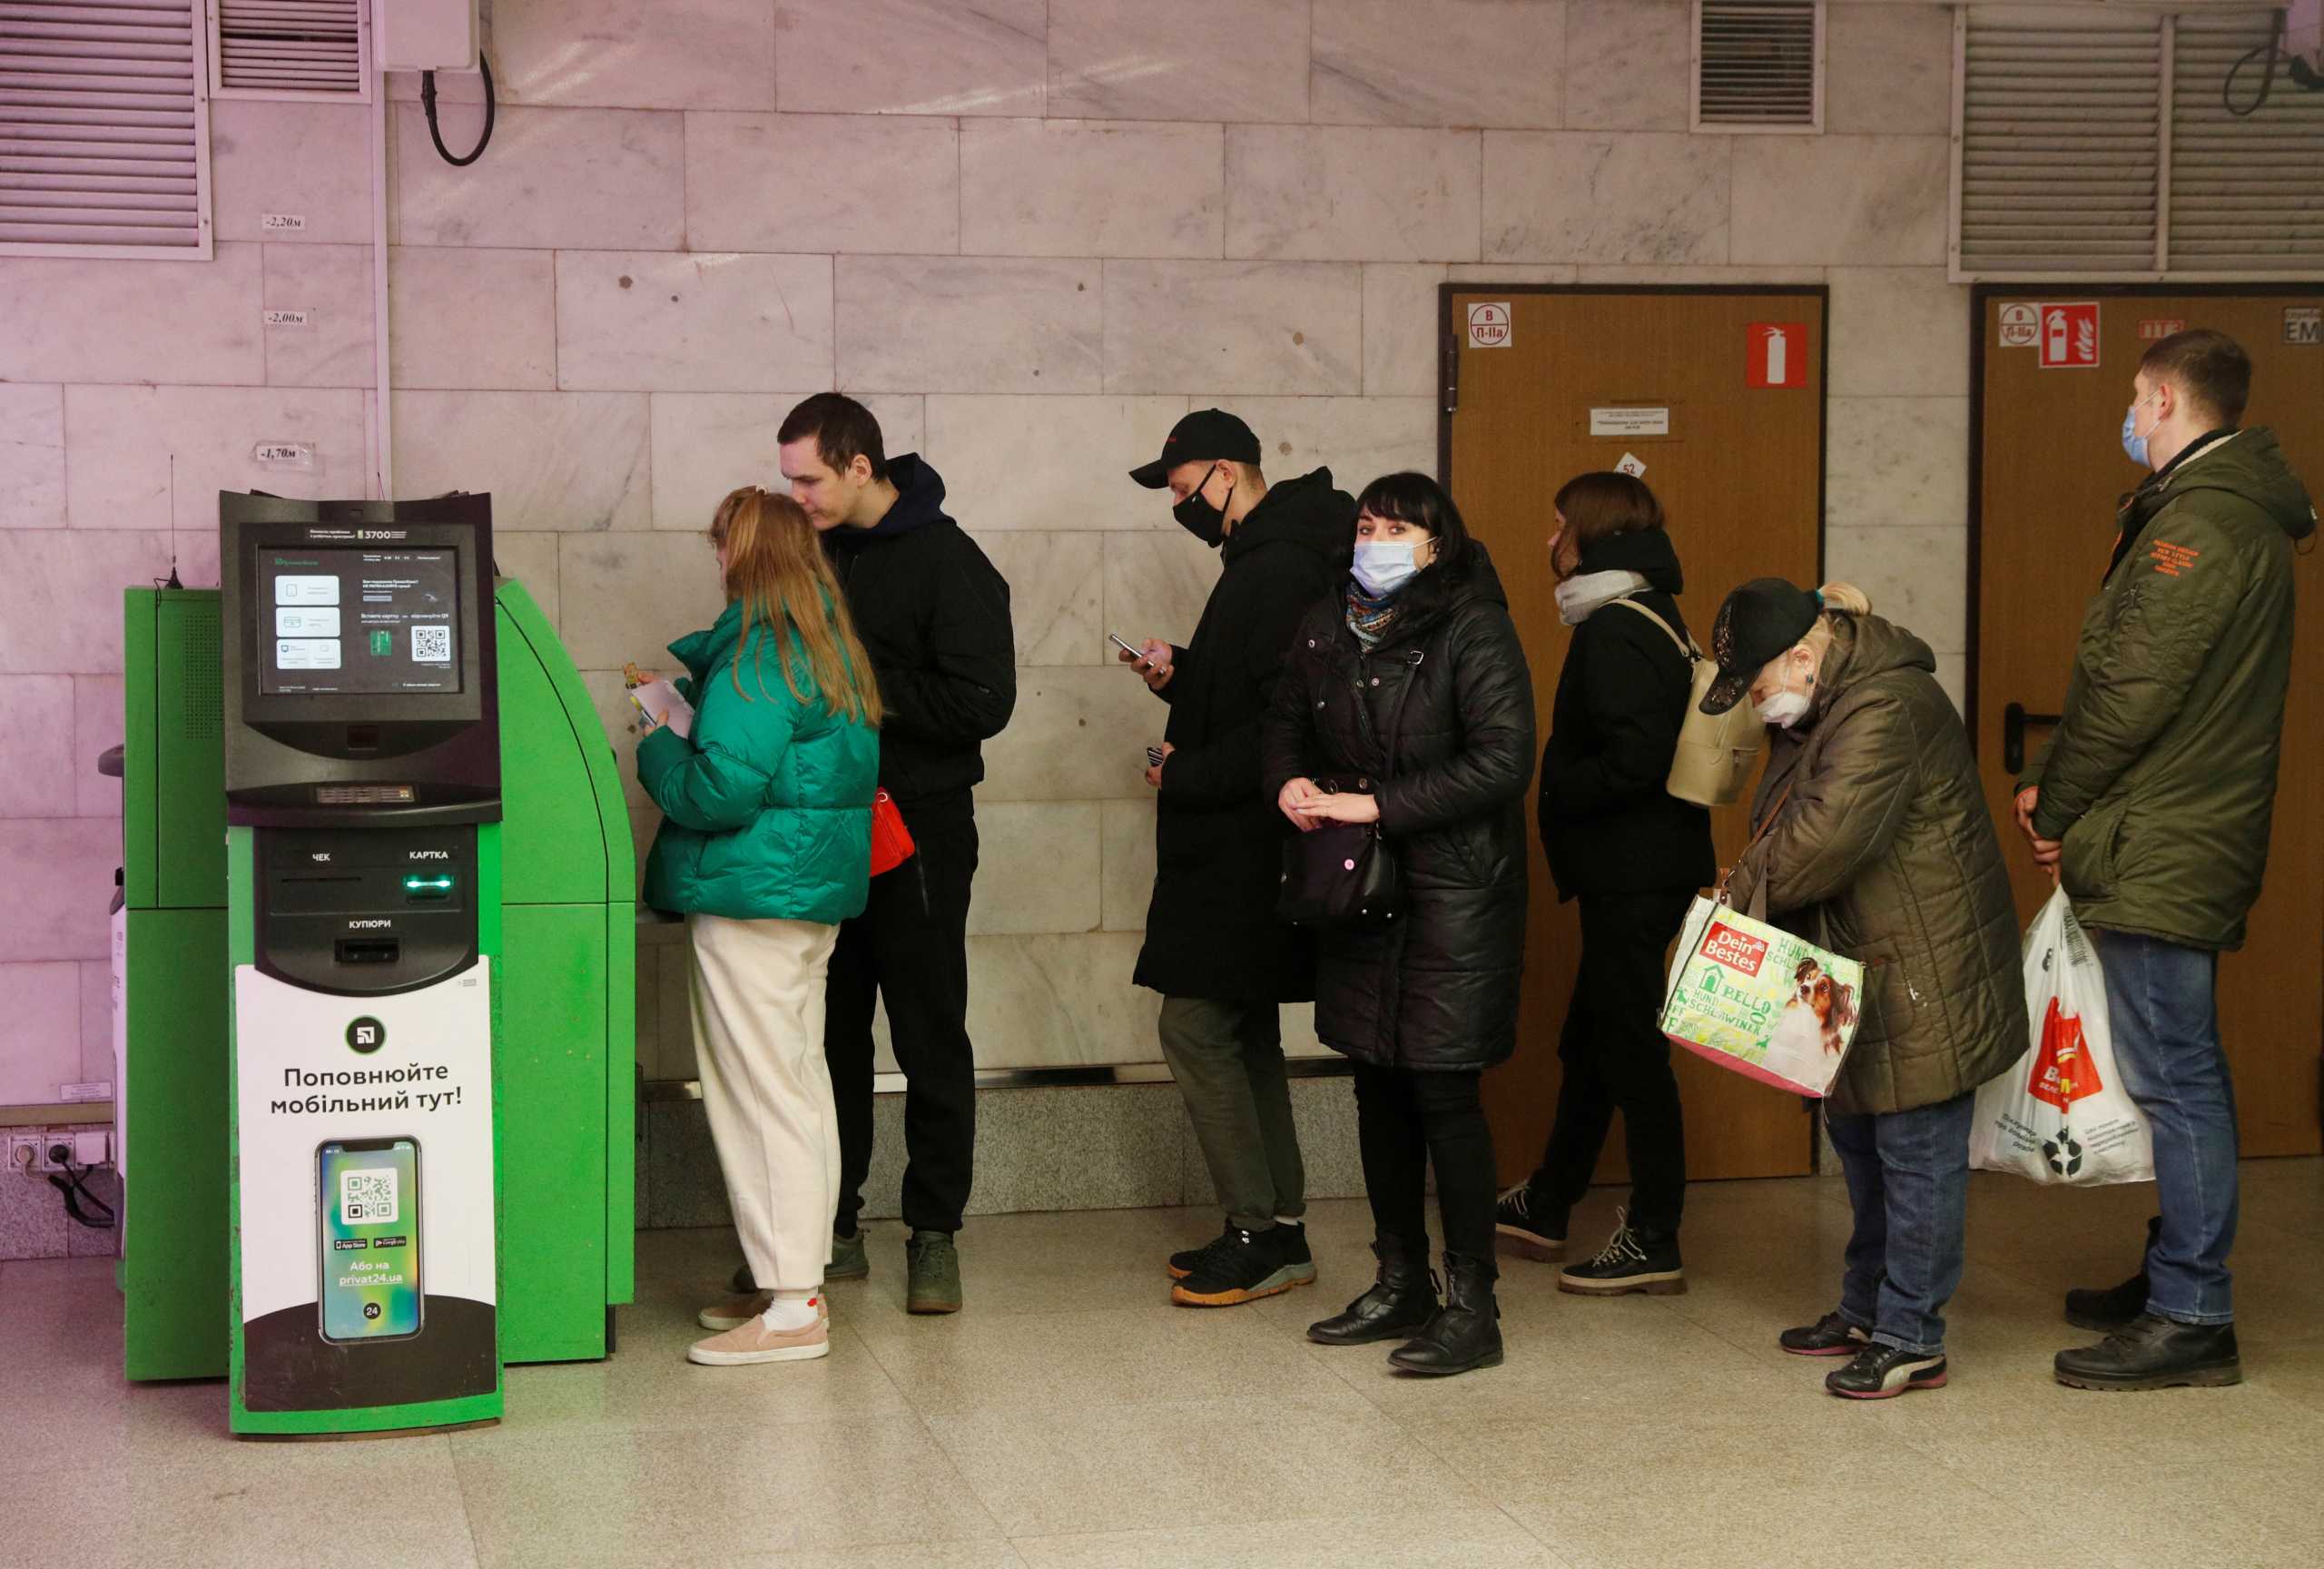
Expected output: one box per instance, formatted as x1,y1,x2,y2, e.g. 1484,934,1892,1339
1957,8,2162,275
176,600,222,739
2169,11,2324,272
1695,1,1822,130
211,0,364,98
0,0,209,252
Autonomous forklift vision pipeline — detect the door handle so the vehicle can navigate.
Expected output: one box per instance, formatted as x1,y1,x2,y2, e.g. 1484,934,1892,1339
2003,703,2063,775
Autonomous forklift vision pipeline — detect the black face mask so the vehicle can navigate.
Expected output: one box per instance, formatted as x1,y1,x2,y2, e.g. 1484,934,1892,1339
1172,462,1235,547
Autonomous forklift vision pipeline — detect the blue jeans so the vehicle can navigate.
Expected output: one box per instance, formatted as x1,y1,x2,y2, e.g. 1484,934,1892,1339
1827,1091,1975,1357
2093,931,2238,1325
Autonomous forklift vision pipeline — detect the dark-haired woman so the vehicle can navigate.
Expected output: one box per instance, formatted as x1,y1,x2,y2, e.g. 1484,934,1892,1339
1494,472,1716,1297
1261,472,1535,1377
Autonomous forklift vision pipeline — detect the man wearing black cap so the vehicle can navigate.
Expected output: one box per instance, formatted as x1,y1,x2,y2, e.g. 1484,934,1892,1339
1123,410,1354,1308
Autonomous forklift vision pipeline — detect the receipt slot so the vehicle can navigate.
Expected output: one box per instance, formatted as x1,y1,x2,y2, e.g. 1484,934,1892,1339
222,493,503,1436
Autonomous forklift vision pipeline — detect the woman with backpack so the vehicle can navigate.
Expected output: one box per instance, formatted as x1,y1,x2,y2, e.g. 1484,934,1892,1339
637,486,883,1368
1492,472,1718,1296
1261,472,1536,1377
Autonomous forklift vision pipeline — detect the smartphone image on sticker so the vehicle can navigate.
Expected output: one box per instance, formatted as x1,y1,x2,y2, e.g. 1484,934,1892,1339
317,1137,423,1344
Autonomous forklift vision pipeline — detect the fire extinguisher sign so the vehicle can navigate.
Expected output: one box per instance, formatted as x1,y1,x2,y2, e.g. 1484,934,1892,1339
1747,322,1808,389
2038,302,2102,369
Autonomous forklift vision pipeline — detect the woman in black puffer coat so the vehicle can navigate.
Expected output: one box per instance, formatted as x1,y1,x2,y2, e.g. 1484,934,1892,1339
1260,472,1536,1377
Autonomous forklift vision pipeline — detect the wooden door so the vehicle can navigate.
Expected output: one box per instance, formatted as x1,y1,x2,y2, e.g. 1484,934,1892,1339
1444,288,1827,1186
1974,291,2324,1157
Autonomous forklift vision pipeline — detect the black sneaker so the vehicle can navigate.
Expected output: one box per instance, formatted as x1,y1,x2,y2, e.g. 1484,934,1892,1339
1493,1184,1568,1262
1559,1211,1685,1297
1167,1222,1241,1281
1170,1225,1317,1308
1827,1343,1948,1399
1780,1311,1873,1357
2064,1216,2162,1332
2054,1313,2241,1392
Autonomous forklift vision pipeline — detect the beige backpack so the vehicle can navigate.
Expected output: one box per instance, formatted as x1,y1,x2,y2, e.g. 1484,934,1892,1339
1608,597,1765,808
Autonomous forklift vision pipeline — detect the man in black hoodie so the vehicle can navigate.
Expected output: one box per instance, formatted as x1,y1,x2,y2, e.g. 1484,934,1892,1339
774,393,1015,1316
1122,409,1354,1308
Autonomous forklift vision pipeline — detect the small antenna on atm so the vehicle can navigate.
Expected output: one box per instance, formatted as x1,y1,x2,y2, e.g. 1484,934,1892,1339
158,454,182,589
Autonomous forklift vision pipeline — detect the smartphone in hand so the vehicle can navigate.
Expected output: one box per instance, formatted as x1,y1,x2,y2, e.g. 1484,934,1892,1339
1108,633,1147,666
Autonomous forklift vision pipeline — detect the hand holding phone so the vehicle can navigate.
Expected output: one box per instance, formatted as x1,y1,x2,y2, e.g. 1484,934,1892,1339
1112,634,1174,692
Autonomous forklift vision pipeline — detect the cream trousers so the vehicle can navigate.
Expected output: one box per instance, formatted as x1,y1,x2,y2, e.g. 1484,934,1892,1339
687,913,842,1293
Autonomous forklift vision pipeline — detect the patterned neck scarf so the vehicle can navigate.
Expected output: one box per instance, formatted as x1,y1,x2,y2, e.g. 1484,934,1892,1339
1345,580,1402,648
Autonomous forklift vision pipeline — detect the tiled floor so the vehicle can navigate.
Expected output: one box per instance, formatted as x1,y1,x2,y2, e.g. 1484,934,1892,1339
5,1160,2320,1568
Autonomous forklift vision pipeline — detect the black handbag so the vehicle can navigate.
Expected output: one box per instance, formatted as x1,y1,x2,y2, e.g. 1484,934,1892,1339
1275,645,1416,929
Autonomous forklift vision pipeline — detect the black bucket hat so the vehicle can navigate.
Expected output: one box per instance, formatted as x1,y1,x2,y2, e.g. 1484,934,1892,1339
1700,579,1826,715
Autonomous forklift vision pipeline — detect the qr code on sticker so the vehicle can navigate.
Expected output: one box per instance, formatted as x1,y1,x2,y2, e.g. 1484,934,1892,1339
411,625,451,663
340,1168,399,1226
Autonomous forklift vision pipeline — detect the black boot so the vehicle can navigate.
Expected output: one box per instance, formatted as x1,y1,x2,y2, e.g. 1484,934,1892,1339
2063,1215,2162,1331
1308,1238,1439,1347
1388,1252,1503,1377
2055,1313,2242,1391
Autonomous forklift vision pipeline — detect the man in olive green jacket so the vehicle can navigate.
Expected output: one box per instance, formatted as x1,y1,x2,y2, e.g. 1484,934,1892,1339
2015,330,2317,1394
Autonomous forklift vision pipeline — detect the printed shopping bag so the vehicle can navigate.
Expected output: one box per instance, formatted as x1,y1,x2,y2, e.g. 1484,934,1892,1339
1659,897,1863,1098
1970,888,2153,1185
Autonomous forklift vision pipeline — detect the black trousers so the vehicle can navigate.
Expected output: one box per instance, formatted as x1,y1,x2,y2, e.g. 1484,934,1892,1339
823,796,979,1236
1531,886,1695,1237
1353,1061,1497,1260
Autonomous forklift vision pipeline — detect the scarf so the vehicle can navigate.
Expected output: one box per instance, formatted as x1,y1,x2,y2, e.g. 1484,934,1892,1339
1345,580,1402,648
1554,569,1652,626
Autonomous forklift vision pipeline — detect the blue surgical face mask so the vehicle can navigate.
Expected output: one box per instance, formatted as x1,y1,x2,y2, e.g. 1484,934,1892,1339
1352,540,1420,597
2122,390,2161,468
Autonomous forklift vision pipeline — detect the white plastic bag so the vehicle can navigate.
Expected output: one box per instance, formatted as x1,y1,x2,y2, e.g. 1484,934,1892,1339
1971,888,2153,1185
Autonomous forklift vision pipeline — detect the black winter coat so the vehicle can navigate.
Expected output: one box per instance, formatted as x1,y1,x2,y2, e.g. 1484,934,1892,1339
1261,547,1537,1071
822,454,1017,809
1540,528,1717,901
1134,468,1354,1002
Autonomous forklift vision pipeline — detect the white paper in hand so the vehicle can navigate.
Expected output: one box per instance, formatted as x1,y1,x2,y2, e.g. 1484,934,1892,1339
629,678,694,740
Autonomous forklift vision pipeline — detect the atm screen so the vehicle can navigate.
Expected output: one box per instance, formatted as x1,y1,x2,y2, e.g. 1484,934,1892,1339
261,548,462,696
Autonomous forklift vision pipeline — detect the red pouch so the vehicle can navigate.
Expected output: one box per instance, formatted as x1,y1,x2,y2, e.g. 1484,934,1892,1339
870,790,916,876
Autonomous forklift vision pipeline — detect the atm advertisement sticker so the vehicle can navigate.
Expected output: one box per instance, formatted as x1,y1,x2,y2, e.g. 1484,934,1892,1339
1747,322,1807,389
2038,303,2101,369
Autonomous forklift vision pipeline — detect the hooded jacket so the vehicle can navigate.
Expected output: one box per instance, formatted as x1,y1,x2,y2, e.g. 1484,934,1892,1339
821,453,1015,811
1260,546,1537,1071
2020,428,2318,951
637,599,880,926
1730,615,2024,1118
1133,467,1354,1002
1540,528,1718,902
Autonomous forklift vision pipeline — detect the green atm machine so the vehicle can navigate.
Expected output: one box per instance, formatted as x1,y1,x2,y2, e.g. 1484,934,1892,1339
115,493,634,1420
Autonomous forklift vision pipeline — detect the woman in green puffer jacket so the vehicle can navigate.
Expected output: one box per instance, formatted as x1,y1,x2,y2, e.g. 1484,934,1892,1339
636,486,881,1370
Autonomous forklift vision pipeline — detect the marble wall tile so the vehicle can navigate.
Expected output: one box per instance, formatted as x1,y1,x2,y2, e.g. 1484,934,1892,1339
1827,267,1971,399
1442,263,1582,284
1099,796,1157,933
492,533,563,627
961,933,1159,1068
489,0,775,111
261,243,374,388
1570,262,1825,284
1233,395,1436,494
394,390,651,531
396,105,685,250
1825,525,1967,656
1730,136,1950,266
73,676,123,819
921,395,1187,533
209,100,373,245
389,248,558,390
1101,531,1223,656
836,258,1102,394
1103,262,1364,396
686,113,960,256
1827,3,1955,135
78,958,110,1083
0,385,65,528
558,534,729,673
1827,396,1970,533
980,667,1167,803
964,802,1105,936
1226,126,1482,264
960,1083,1187,1212
0,962,81,1112
0,533,170,675
0,677,74,817
0,821,116,961
776,0,1048,117
0,243,262,386
972,531,1106,666
1049,0,1310,123
64,385,369,532
1484,133,1730,265
1565,0,1692,131
1311,0,1564,128
960,121,1224,259
556,252,835,393
650,391,925,533
1362,264,1449,398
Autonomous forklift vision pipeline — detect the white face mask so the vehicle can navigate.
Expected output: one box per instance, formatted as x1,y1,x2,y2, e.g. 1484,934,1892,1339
1755,689,1813,730
1352,540,1420,597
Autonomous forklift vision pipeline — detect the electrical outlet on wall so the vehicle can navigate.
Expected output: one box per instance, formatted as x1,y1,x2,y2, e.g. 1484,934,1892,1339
5,1135,44,1175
